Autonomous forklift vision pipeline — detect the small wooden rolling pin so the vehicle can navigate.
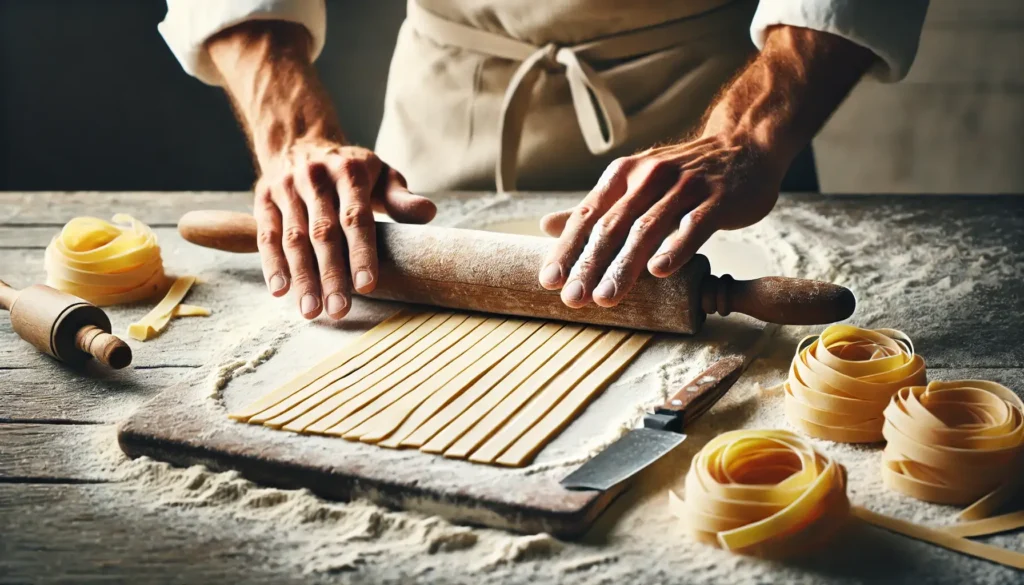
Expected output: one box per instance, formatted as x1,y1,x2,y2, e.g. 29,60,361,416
178,210,855,334
0,279,133,369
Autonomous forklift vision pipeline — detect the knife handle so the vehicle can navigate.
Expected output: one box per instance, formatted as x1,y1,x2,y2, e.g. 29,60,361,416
644,356,746,433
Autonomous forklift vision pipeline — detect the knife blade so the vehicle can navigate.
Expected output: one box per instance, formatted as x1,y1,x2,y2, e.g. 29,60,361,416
561,355,747,491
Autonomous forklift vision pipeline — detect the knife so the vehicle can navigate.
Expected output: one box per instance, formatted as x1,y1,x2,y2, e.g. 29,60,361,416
560,355,747,491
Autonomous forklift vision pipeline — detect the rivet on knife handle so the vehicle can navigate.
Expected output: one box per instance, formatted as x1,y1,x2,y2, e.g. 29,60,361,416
644,356,746,433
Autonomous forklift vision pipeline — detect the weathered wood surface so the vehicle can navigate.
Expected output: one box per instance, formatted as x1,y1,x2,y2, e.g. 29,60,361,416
0,484,309,585
2,192,1024,583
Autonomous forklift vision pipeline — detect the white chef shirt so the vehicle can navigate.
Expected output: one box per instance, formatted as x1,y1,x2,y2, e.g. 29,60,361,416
159,0,928,85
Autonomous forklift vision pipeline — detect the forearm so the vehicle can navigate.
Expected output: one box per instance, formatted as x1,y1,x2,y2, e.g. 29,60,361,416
206,20,344,171
701,25,875,170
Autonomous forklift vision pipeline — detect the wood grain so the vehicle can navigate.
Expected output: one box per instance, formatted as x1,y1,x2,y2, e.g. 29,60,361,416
0,367,193,423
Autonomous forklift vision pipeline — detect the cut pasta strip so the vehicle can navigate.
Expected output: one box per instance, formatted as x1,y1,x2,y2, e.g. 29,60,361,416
350,319,532,444
44,214,166,306
469,329,629,464
496,332,653,467
327,317,506,438
375,320,543,449
404,323,564,450
671,429,850,556
881,380,1024,521
230,311,416,421
232,311,650,467
248,312,439,425
785,325,926,443
442,326,597,459
852,507,1024,570
272,313,465,431
127,276,203,341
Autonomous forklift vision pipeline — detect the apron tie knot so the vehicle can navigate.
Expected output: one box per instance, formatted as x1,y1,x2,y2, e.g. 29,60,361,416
494,43,628,191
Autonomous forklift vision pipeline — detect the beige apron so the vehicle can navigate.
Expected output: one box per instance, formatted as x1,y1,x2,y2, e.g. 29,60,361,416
375,0,758,192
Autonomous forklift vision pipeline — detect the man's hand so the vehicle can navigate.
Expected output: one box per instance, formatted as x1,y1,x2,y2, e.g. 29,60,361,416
207,20,434,320
538,25,875,307
254,141,434,319
537,135,782,308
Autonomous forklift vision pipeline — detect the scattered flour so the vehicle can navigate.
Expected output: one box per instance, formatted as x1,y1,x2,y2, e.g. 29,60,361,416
85,194,1023,584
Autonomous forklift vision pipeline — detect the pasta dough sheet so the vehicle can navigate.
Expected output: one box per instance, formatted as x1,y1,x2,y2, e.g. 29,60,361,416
232,310,652,466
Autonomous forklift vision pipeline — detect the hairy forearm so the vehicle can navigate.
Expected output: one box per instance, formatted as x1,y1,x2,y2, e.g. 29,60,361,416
701,25,875,170
206,21,344,171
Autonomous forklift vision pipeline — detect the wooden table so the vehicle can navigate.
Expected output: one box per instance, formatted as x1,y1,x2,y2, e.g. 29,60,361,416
2,192,1022,584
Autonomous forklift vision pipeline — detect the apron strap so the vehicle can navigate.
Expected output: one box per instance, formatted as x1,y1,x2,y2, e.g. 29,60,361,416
405,0,745,191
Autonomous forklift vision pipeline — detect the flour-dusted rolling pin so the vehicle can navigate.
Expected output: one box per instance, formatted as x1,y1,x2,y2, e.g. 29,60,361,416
0,278,133,369
178,210,855,334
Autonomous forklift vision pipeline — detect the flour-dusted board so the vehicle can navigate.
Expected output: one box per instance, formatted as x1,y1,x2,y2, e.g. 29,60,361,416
117,195,776,536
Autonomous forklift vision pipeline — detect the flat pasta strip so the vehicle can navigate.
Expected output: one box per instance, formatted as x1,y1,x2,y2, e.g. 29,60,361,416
348,319,530,444
247,312,441,424
45,214,166,306
496,332,653,466
419,325,582,455
881,380,1024,520
230,311,416,421
671,429,850,555
444,326,602,459
296,315,483,434
785,324,926,443
231,311,650,468
375,320,543,449
403,322,564,450
469,329,630,464
328,317,506,438
263,313,459,428
127,276,204,341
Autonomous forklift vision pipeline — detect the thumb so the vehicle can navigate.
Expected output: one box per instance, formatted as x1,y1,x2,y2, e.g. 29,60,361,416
373,165,437,224
647,202,720,278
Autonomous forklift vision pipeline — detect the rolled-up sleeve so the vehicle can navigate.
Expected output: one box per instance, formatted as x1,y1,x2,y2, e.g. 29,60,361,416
750,0,930,82
159,0,327,85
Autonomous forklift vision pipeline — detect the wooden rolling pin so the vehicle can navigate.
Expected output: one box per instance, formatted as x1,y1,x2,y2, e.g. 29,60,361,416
178,210,855,334
0,279,133,369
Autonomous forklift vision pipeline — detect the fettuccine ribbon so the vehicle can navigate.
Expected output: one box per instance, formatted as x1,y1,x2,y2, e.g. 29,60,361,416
882,380,1024,521
45,214,208,340
45,214,166,306
785,325,927,443
670,429,850,556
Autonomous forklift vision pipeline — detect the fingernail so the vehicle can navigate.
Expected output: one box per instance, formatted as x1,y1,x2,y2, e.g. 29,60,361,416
563,280,585,302
269,273,287,293
594,279,617,300
539,263,562,286
354,270,373,291
651,254,673,274
326,293,347,316
300,293,320,316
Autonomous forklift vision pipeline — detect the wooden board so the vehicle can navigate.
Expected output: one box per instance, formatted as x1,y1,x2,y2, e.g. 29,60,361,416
118,297,770,537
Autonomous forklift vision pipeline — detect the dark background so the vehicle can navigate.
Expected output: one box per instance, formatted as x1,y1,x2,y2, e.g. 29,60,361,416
1,1,1020,193
0,0,405,191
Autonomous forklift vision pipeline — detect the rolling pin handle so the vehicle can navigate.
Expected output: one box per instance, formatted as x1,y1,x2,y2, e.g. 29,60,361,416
75,325,133,370
178,210,259,253
701,274,856,326
0,278,18,311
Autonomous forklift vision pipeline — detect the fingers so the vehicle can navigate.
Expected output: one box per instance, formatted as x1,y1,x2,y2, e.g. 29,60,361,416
539,209,572,238
557,159,680,308
331,155,381,295
371,166,437,225
296,161,352,319
272,177,323,319
538,160,630,294
254,184,289,297
592,174,706,307
648,200,721,278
